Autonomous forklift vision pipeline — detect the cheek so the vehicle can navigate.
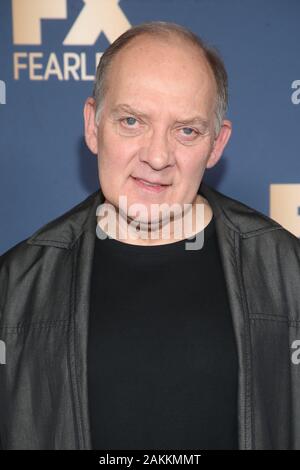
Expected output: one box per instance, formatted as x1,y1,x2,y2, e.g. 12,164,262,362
176,147,209,180
97,129,140,199
98,125,139,170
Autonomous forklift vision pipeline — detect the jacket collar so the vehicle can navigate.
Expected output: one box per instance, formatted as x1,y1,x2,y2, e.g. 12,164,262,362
27,188,105,249
26,182,281,249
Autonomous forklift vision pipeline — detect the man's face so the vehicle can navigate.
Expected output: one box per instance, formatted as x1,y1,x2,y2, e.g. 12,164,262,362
85,35,231,226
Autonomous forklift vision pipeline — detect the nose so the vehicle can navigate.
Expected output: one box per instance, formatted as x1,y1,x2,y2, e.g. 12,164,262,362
139,127,174,170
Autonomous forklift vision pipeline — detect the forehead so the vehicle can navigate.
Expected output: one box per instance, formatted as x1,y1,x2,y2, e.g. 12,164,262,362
104,35,217,118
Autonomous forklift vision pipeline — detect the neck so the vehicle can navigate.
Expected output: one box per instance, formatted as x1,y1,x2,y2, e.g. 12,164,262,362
96,193,213,246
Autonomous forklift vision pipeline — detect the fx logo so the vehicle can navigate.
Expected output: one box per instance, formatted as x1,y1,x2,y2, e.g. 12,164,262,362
270,184,300,238
12,0,131,45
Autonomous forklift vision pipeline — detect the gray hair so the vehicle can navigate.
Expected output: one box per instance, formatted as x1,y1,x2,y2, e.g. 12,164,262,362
92,21,228,136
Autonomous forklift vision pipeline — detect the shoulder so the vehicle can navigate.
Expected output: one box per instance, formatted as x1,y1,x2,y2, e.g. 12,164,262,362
0,189,102,316
201,182,299,238
1,188,102,262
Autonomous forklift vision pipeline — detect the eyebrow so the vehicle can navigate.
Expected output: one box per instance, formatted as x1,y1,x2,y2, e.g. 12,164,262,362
111,104,149,120
110,103,209,127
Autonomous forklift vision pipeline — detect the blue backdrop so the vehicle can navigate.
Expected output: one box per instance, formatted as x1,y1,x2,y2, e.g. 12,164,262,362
0,0,299,254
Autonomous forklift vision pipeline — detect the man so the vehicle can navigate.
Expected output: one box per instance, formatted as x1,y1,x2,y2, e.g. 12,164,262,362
0,21,300,450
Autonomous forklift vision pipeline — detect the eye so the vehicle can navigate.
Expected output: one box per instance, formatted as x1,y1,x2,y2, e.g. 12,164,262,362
181,127,196,136
178,127,200,140
117,115,144,137
122,116,138,127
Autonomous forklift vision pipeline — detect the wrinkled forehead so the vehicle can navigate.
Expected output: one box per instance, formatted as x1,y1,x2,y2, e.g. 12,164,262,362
103,35,217,118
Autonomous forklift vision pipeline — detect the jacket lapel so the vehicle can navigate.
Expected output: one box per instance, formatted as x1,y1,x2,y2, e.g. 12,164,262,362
70,189,105,449
200,183,253,450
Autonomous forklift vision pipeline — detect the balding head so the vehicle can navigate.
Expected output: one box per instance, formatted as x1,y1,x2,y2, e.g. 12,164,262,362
93,21,228,136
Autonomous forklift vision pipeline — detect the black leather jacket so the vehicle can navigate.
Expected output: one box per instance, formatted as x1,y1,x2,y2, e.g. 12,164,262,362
1,182,300,450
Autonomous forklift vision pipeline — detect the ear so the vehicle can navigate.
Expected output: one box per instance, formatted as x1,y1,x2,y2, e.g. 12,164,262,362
206,119,232,169
83,97,98,155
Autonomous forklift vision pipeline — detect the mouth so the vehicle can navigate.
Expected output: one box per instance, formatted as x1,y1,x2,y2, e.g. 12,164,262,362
131,176,170,193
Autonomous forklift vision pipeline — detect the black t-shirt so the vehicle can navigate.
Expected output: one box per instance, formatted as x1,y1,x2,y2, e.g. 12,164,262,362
87,215,239,450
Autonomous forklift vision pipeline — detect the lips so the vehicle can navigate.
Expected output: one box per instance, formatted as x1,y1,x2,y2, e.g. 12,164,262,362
132,177,169,186
131,176,170,193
